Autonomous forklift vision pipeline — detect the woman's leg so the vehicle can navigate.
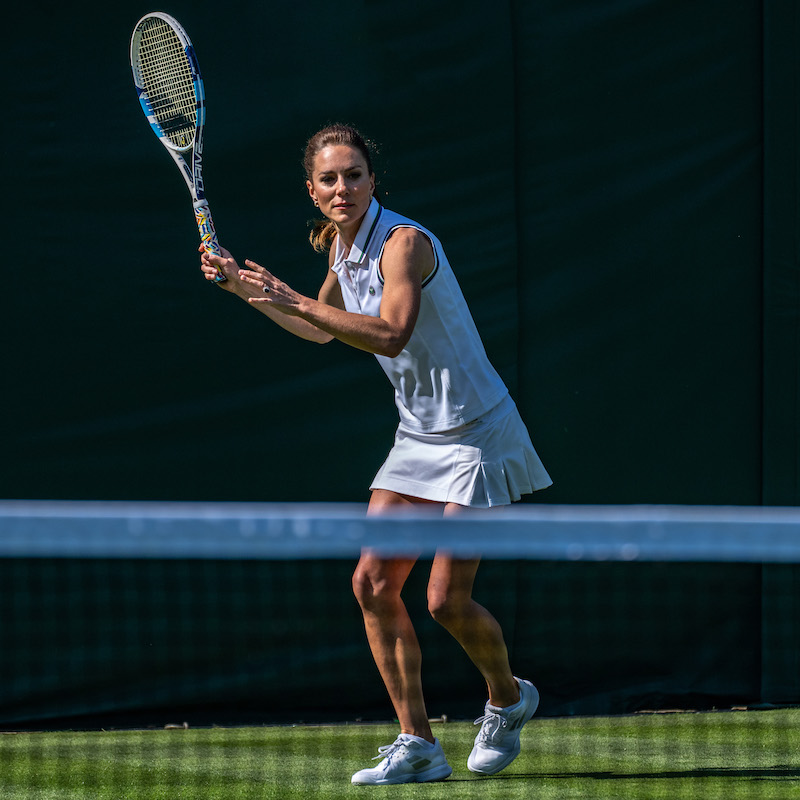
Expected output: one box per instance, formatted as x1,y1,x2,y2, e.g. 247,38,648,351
351,489,440,742
426,503,520,708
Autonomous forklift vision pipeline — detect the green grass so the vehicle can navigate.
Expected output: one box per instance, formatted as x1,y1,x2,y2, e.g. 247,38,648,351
0,709,798,799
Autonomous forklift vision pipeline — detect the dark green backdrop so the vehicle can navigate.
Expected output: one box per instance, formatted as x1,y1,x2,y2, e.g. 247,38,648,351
4,0,796,506
1,1,799,727
0,557,774,728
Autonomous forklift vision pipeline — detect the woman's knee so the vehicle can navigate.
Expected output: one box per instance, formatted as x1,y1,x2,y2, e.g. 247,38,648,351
427,587,472,627
352,564,380,609
352,558,411,613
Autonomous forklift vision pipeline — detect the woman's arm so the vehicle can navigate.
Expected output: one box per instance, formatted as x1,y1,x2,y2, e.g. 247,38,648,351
239,228,434,357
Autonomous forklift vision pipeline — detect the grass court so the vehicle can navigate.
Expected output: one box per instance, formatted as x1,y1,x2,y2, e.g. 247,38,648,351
1,708,798,799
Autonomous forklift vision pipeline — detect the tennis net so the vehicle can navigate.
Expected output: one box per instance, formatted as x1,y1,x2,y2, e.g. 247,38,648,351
0,500,798,798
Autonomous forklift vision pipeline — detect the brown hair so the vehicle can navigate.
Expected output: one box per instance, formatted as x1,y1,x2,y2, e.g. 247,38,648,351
304,124,379,253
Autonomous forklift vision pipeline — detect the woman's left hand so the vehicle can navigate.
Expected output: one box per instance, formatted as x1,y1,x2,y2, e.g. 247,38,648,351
238,259,305,315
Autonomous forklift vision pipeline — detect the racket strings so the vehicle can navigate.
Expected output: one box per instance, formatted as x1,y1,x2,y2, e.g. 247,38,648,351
135,18,197,148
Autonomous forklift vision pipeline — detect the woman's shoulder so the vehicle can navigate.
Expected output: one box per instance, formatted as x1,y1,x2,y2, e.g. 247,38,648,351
380,224,436,283
383,224,432,253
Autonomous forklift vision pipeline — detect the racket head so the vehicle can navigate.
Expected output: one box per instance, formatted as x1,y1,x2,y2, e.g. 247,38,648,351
130,12,206,154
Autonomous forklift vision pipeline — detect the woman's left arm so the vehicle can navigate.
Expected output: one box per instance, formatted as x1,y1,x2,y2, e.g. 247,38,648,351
241,228,434,357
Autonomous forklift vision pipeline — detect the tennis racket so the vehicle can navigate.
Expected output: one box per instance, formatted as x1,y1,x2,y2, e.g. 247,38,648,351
130,12,225,281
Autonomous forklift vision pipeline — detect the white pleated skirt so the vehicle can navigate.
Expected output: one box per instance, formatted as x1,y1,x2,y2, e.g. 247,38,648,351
370,394,552,508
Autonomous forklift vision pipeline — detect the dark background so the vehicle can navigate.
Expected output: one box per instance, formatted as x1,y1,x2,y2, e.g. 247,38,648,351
4,0,796,507
1,1,799,727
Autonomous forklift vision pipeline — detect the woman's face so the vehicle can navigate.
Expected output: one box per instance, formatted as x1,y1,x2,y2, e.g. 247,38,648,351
306,144,375,232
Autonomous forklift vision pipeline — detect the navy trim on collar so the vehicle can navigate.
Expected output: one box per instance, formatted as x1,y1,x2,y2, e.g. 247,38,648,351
345,198,382,267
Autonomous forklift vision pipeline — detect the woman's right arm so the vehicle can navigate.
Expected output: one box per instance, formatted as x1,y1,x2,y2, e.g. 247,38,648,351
201,247,335,344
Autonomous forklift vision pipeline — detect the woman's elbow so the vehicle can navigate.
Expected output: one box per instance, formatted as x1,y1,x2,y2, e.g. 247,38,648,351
378,332,410,358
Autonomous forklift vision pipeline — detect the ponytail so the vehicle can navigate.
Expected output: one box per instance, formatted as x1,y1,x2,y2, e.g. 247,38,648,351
308,219,337,253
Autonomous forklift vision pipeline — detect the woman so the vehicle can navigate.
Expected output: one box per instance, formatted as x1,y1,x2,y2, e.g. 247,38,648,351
200,124,552,785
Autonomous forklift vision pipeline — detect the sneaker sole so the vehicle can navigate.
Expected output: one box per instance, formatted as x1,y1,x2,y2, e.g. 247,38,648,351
467,742,521,776
351,763,453,785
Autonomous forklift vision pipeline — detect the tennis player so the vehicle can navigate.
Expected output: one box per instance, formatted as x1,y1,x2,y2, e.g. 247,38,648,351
200,124,552,785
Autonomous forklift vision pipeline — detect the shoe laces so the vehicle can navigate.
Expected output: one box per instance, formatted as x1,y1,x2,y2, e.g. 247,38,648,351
473,710,508,744
372,737,408,762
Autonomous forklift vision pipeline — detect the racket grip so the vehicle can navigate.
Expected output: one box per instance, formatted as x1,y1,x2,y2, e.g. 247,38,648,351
194,199,226,283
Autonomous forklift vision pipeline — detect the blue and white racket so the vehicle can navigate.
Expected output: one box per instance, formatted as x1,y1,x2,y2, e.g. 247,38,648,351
130,12,224,280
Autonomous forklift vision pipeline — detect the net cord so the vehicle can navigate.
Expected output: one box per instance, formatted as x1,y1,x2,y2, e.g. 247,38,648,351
2,501,800,562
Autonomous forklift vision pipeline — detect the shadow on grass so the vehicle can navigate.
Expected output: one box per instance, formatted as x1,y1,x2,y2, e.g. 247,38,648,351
458,766,800,782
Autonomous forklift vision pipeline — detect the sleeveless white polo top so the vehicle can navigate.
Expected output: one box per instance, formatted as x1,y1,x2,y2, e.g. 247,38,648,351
331,199,509,433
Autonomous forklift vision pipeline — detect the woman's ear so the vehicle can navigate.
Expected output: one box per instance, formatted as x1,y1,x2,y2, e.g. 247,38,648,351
307,179,318,206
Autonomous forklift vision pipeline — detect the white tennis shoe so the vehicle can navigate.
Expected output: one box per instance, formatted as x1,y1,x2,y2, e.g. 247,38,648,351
467,678,539,775
351,734,452,785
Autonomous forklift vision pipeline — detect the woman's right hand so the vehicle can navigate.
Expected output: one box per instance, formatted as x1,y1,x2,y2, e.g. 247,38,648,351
199,245,239,291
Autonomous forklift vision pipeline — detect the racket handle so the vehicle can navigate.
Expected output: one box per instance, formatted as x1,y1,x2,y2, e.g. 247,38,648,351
194,199,226,283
